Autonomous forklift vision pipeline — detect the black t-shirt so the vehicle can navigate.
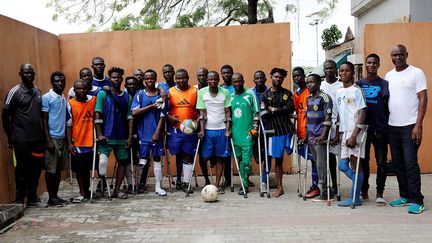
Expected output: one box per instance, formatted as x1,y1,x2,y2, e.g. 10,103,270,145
3,84,44,142
261,87,294,136
355,77,389,132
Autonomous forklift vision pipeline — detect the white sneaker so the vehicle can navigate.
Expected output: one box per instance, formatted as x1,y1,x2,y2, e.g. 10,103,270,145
155,188,167,196
261,183,267,193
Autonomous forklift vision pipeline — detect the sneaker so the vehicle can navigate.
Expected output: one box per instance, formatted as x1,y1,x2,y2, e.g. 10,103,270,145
312,194,335,202
176,181,183,190
238,187,249,195
407,203,425,214
56,197,69,205
156,188,167,196
27,198,48,208
182,183,194,194
47,198,63,207
126,185,135,194
217,186,225,194
389,198,411,207
261,183,267,193
13,200,25,206
305,187,320,199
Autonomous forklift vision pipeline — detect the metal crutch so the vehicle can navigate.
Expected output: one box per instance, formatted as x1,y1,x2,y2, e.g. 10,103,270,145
230,138,248,199
186,139,201,197
351,125,368,209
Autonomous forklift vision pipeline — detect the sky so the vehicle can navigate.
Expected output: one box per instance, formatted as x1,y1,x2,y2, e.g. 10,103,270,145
0,0,354,68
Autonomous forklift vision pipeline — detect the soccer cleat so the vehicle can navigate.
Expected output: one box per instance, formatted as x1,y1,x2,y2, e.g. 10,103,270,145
305,187,320,199
176,181,183,190
407,203,425,214
182,183,193,194
389,198,411,207
238,187,249,195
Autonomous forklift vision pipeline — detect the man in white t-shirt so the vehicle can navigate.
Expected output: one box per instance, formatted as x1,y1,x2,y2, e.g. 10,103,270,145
196,71,232,194
385,44,428,214
320,60,343,195
334,61,367,207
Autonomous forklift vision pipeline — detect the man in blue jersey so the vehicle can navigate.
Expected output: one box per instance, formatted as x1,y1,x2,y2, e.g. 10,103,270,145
91,57,111,89
95,67,133,199
132,69,168,196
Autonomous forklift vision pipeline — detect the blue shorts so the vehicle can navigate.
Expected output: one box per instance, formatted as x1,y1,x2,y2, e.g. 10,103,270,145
268,134,294,158
167,127,198,156
139,140,164,158
201,129,230,158
298,143,314,161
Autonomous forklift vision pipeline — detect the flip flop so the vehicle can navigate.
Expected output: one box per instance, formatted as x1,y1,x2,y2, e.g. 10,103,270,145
376,197,386,206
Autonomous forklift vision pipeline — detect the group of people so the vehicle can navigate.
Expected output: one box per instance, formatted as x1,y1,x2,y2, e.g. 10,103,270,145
2,44,427,214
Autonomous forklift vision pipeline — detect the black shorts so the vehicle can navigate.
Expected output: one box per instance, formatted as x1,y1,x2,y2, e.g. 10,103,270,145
72,152,94,172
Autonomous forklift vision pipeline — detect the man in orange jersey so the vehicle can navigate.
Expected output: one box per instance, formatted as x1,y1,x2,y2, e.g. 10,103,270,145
293,67,319,198
67,79,97,203
167,69,199,193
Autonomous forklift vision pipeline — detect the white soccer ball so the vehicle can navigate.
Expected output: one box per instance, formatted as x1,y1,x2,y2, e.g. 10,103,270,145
201,185,219,202
180,119,197,135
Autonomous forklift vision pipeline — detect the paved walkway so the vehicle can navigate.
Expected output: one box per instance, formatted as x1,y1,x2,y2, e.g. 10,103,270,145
1,174,432,242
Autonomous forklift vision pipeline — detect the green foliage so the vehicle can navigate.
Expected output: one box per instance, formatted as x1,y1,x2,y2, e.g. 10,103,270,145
321,24,342,49
47,0,337,31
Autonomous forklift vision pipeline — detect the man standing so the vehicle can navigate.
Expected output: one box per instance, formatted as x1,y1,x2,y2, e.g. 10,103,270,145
292,67,319,199
261,67,295,198
133,69,145,90
230,73,259,195
95,67,133,199
167,69,199,192
385,44,428,214
2,64,46,207
197,71,232,194
355,53,389,205
42,71,69,207
321,60,342,194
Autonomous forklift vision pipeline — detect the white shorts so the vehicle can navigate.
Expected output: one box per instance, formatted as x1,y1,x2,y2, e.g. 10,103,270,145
340,130,367,159
329,126,340,156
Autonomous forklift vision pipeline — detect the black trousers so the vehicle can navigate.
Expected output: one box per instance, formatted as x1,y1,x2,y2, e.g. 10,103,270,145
13,140,45,202
361,130,388,195
389,125,423,205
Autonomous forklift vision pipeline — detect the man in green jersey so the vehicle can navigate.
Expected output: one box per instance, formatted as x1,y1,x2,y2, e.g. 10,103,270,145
230,73,259,195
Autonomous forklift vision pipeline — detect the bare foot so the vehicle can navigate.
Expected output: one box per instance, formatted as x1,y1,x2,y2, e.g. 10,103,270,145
272,188,284,198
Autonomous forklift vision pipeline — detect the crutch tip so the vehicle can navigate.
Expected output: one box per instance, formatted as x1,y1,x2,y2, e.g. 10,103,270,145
260,192,264,197
230,187,234,192
267,193,271,198
298,193,302,197
302,196,306,201
243,194,248,199
326,201,331,206
337,196,341,201
350,205,355,209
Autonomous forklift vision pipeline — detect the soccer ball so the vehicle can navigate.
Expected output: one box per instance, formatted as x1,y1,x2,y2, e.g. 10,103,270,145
180,119,197,135
201,185,219,202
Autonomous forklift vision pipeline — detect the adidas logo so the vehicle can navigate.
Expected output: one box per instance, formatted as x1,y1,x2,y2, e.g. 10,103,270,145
83,111,93,119
177,99,190,105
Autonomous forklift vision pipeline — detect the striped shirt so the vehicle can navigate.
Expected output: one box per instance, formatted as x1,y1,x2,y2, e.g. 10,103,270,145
306,91,332,142
261,87,294,136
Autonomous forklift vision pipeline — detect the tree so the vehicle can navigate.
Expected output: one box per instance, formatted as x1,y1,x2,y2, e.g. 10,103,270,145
46,0,338,31
321,24,342,49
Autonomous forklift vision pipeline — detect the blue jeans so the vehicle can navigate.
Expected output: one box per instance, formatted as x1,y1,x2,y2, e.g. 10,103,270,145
388,125,423,205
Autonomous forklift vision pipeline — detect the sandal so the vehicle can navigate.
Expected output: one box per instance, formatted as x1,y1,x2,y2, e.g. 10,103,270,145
73,195,85,203
376,197,387,206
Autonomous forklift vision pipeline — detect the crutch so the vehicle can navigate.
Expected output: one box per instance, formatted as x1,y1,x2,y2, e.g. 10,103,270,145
130,148,135,193
230,156,234,192
230,138,248,199
336,152,341,201
163,149,174,193
291,114,302,198
186,139,201,197
326,129,332,206
90,130,98,203
351,125,368,209
258,121,264,197
259,114,272,198
110,161,117,189
69,155,74,203
302,142,309,201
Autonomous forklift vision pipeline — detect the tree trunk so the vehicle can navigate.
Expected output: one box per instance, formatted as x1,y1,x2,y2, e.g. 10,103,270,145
248,0,258,24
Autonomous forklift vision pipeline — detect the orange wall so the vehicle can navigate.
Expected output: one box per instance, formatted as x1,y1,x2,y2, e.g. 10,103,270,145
0,15,61,203
59,24,292,177
364,23,432,173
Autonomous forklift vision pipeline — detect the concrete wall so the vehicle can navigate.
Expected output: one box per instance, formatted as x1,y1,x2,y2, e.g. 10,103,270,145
410,0,432,22
364,22,432,173
0,15,61,203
